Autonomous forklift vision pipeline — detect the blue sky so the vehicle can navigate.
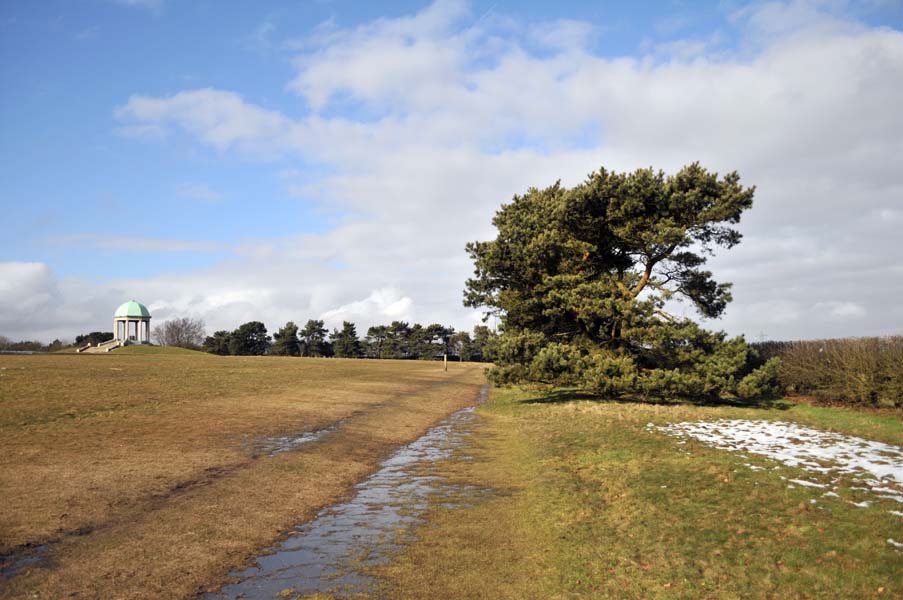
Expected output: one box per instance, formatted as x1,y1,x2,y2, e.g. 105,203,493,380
1,0,749,281
2,0,902,341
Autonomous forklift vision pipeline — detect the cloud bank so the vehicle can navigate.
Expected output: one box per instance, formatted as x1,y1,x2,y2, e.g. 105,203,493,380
5,0,903,342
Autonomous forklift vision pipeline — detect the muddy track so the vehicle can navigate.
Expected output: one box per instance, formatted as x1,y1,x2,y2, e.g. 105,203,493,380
1,373,479,591
203,385,490,599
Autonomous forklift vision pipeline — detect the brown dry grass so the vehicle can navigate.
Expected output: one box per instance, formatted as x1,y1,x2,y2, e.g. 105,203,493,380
0,351,486,599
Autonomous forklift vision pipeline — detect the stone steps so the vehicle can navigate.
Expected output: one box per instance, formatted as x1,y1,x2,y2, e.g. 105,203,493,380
78,340,122,353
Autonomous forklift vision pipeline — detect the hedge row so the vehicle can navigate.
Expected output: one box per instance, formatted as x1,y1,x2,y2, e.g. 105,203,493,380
751,336,903,408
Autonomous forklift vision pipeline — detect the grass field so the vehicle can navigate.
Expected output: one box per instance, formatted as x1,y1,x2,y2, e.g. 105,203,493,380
3,351,901,599
375,388,903,599
0,350,487,599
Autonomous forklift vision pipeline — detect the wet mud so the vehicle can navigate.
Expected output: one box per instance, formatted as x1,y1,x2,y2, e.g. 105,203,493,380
0,544,50,581
207,386,489,599
253,423,341,457
244,404,388,458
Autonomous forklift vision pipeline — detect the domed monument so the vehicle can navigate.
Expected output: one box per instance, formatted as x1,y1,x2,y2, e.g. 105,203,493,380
114,300,152,345
77,300,152,353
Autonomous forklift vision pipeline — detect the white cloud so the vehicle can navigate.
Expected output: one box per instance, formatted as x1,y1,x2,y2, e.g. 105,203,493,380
115,89,296,155
321,287,415,329
646,32,725,60
730,0,858,39
0,263,114,342
244,18,277,53
877,207,903,223
813,301,867,319
0,262,58,324
529,19,598,51
114,123,167,141
727,300,804,327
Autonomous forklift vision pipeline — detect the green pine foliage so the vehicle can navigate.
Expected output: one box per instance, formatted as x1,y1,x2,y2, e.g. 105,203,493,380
202,330,232,355
465,163,781,402
227,321,271,356
75,331,115,347
197,318,495,362
299,319,331,357
331,321,362,358
271,322,301,356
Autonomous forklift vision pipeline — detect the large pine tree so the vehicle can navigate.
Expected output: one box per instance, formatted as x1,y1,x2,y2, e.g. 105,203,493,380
331,321,362,358
271,321,301,356
464,163,780,401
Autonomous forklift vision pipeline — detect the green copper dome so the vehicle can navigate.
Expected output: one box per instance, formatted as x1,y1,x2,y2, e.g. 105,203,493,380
114,300,151,318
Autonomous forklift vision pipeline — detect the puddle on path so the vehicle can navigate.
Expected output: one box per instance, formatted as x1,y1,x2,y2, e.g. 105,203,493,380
207,386,489,599
253,423,341,457
246,404,389,457
0,544,49,580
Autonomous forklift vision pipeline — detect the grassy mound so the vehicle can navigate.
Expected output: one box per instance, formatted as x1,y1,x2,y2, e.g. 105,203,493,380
112,344,206,355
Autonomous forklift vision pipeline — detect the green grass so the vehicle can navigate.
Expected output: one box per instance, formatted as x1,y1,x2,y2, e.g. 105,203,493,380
376,389,903,599
783,402,903,445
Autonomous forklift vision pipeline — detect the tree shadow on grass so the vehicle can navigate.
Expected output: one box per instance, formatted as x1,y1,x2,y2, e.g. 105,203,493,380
516,387,794,411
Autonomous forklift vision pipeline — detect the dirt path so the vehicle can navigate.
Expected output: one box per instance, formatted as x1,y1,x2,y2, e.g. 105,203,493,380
207,386,488,599
0,356,486,599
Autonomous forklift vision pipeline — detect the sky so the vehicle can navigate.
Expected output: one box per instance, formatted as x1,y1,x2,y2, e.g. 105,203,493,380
1,0,902,343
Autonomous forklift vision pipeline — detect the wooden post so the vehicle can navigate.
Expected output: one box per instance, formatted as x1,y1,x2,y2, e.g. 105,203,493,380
444,353,448,372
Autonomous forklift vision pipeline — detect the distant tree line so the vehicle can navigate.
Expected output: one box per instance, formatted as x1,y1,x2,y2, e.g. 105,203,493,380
0,335,71,353
2,317,497,362
76,331,114,346
751,336,903,409
202,319,497,362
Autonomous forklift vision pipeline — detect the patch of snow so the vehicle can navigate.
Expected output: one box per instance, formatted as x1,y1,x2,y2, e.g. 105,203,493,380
850,500,872,508
889,511,903,518
823,491,840,498
654,419,903,505
789,479,827,488
887,539,903,548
